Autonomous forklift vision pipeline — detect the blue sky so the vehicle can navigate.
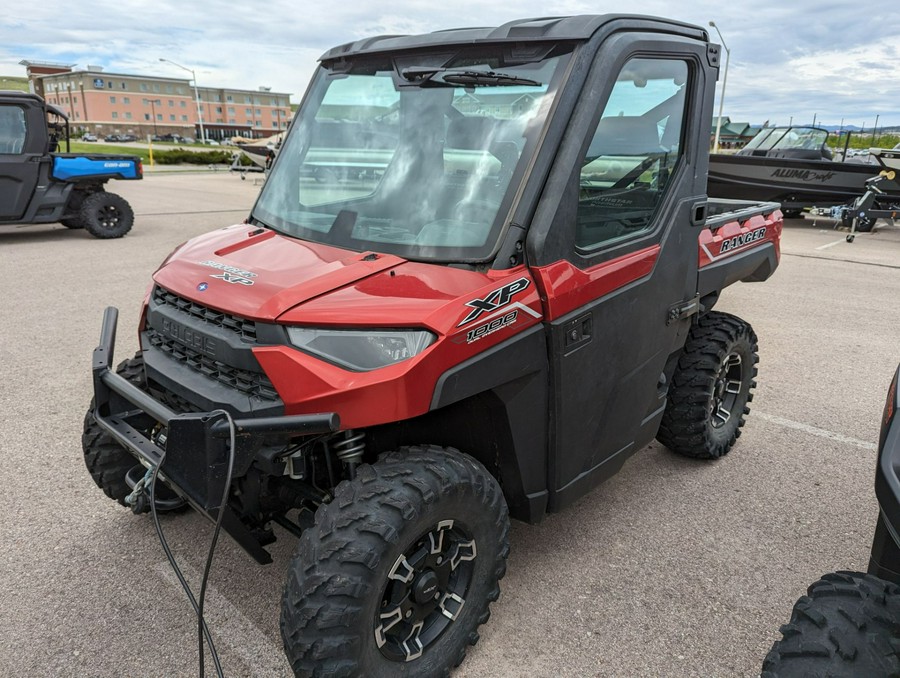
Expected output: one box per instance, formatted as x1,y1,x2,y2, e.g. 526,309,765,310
3,1,899,129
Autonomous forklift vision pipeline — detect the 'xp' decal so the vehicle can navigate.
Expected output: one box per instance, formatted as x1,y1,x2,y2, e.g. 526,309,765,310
720,227,767,255
458,277,530,327
199,260,257,286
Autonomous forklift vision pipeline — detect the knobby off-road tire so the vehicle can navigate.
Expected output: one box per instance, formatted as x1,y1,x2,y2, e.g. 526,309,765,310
280,445,510,678
762,571,900,678
80,191,134,239
657,311,758,459
82,352,146,505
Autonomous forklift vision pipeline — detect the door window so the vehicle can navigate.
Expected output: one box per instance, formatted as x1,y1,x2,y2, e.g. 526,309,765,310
576,59,688,252
0,105,27,154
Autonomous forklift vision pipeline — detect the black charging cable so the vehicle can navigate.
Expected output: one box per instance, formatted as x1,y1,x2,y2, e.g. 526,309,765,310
149,409,237,678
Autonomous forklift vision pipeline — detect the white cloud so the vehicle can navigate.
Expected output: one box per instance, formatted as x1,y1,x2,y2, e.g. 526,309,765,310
2,1,898,125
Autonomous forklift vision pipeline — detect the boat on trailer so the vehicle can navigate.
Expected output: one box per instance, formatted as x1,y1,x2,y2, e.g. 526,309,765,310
707,126,879,217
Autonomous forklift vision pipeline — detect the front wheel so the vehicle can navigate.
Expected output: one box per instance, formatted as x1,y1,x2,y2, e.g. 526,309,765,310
280,445,509,677
80,191,134,239
762,572,900,677
83,353,147,504
656,311,758,459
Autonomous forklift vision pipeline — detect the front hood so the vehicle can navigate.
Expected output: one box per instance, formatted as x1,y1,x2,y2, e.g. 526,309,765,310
153,225,506,329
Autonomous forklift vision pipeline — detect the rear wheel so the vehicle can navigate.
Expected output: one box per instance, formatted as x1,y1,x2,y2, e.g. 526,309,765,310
656,311,758,459
280,445,509,677
762,572,900,677
80,191,134,239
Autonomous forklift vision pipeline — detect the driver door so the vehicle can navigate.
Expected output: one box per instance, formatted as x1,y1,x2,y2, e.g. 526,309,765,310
0,101,41,221
528,42,713,510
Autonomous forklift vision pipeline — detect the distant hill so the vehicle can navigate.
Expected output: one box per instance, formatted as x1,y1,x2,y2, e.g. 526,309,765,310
0,76,30,92
816,124,900,134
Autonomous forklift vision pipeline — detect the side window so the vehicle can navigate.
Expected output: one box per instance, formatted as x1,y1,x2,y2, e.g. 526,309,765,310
0,105,27,154
576,58,689,252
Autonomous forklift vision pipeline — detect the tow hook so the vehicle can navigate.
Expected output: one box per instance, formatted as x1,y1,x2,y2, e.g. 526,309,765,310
124,465,187,514
125,466,153,514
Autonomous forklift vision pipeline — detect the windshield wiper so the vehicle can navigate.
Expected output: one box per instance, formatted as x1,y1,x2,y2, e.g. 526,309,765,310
400,66,541,87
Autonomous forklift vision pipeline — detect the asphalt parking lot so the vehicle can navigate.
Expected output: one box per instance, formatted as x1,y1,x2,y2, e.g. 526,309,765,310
1,172,898,677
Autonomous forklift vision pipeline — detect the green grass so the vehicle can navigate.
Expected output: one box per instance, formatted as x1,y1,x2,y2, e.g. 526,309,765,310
68,141,151,162
0,76,29,92
836,133,900,150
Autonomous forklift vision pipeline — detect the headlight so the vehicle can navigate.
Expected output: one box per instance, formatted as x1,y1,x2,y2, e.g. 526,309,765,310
286,327,436,371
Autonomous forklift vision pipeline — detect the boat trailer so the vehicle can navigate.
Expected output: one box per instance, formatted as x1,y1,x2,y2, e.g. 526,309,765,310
828,168,900,243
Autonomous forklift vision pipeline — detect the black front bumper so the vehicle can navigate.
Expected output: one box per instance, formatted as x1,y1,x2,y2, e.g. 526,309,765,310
91,306,340,563
870,365,900,582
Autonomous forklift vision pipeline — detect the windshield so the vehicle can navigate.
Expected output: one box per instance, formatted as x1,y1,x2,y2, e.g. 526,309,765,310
770,127,827,151
253,46,573,262
743,128,776,151
744,127,828,153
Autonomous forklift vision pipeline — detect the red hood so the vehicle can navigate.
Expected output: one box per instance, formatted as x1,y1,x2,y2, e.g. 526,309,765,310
153,225,507,329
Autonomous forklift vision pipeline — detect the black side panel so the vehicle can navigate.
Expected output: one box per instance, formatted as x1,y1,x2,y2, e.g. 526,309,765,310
698,241,779,294
370,325,551,523
18,162,72,224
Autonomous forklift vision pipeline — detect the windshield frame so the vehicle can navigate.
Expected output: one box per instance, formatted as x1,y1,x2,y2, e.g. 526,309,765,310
250,44,576,264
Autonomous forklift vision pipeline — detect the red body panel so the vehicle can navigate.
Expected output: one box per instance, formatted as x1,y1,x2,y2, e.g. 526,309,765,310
531,245,661,322
152,225,544,428
151,213,779,429
698,209,782,268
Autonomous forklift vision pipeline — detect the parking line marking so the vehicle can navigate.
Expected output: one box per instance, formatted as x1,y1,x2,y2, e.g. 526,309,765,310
755,411,877,451
155,562,289,676
815,239,846,250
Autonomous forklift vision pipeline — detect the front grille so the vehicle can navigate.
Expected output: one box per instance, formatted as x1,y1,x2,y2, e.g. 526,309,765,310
153,286,258,343
147,328,279,401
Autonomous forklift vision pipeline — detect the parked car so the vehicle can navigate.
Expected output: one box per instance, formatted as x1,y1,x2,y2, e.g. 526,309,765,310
82,133,98,142
103,134,121,142
119,134,138,142
199,138,219,145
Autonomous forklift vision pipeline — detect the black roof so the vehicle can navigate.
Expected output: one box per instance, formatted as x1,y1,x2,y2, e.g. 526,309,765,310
320,15,708,62
0,90,68,119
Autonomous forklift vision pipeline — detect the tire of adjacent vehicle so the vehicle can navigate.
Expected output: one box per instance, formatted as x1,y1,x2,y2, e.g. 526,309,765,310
656,310,758,459
82,352,146,505
762,571,900,678
80,191,134,239
280,445,510,678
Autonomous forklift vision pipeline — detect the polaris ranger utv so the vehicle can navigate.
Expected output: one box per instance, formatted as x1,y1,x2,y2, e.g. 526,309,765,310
0,91,140,238
84,15,782,676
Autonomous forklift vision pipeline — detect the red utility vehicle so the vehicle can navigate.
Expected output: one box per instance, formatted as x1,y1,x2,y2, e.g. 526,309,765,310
85,14,782,677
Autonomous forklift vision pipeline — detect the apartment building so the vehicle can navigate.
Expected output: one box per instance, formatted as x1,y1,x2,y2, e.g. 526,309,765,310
20,61,291,140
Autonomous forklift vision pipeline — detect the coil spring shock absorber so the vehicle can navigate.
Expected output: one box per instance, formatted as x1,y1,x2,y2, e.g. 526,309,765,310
332,430,365,479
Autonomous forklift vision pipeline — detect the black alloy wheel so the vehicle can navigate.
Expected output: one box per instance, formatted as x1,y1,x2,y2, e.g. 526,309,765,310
710,352,744,430
375,520,477,662
80,191,134,238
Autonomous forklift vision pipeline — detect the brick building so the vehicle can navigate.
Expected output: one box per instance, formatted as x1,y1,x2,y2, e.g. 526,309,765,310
20,60,291,140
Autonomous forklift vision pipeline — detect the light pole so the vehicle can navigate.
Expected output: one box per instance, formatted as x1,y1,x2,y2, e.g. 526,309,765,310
709,21,731,154
159,58,206,142
149,98,160,136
